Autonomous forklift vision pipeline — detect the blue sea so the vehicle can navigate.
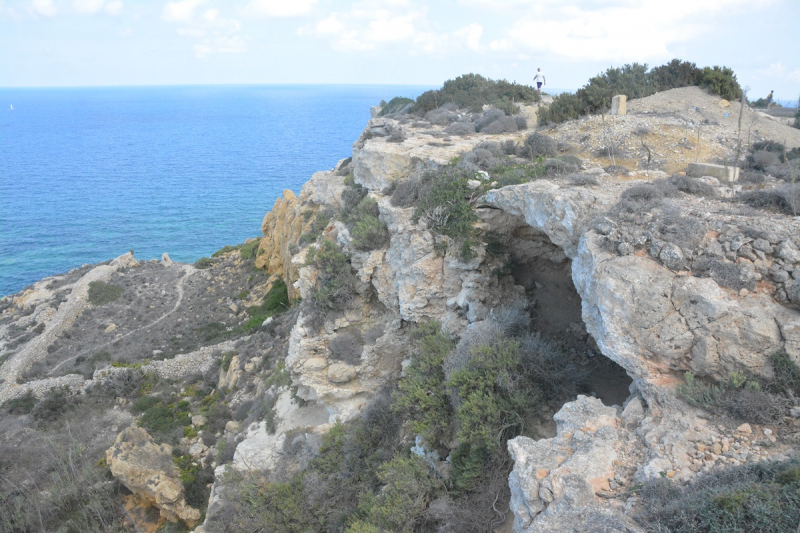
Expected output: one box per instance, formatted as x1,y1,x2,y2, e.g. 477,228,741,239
0,85,431,297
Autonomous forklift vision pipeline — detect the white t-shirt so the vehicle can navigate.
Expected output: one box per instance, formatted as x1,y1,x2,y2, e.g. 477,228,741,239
534,72,545,83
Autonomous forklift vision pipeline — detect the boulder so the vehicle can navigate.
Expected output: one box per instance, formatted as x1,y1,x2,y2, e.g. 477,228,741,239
106,427,201,526
687,162,739,182
508,396,620,532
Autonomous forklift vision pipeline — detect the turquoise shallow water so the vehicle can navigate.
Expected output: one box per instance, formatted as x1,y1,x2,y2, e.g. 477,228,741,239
0,84,430,297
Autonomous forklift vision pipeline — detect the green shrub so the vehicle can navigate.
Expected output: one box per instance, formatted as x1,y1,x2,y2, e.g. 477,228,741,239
87,281,124,306
393,321,454,450
341,183,389,252
194,257,215,269
243,277,290,331
353,454,441,533
447,338,541,490
298,210,332,248
3,392,36,415
305,239,358,312
538,91,588,125
638,459,800,532
649,59,703,92
138,399,191,441
769,351,800,396
220,350,236,372
701,66,743,101
412,165,480,259
379,96,415,116
414,73,540,114
539,59,742,125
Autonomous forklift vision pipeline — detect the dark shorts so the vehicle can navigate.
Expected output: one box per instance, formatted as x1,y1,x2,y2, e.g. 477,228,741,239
537,82,543,89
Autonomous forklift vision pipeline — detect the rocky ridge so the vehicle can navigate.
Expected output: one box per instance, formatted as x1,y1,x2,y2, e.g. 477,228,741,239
1,86,799,532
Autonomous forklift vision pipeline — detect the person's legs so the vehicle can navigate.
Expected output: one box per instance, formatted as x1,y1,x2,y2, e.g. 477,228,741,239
537,81,543,92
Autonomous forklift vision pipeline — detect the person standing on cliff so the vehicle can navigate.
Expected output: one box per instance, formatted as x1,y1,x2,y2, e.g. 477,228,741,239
534,68,546,94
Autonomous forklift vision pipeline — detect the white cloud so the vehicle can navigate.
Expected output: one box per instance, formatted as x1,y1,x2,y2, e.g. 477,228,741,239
73,0,104,14
454,23,483,51
244,0,317,18
486,0,773,63
104,1,122,15
31,0,56,17
164,2,246,59
72,0,123,16
162,0,204,23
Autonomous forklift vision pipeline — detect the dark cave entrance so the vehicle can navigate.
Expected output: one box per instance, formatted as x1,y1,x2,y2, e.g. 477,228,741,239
492,219,633,408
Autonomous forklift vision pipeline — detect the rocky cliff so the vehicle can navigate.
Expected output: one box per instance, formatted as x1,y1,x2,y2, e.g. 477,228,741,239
2,86,799,532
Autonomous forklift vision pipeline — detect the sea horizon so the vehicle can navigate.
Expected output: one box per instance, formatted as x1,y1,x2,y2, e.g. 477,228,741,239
0,84,433,297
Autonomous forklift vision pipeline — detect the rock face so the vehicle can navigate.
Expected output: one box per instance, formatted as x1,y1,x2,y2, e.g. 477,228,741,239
106,427,201,526
573,233,800,390
507,396,623,532
255,170,347,300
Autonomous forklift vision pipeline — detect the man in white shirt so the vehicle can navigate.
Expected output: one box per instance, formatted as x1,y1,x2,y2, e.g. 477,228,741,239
534,68,546,94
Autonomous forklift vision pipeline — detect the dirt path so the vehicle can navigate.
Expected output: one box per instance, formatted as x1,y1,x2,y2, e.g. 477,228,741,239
47,264,195,376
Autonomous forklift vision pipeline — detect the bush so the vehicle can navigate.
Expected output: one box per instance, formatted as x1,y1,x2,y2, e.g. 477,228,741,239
328,330,364,365
194,257,215,269
3,392,36,415
668,175,716,196
649,59,703,92
305,239,358,312
539,59,742,125
298,209,333,248
413,73,540,114
352,454,441,533
737,184,800,216
638,459,800,533
538,91,588,125
518,133,556,159
379,96,415,116
349,199,390,252
393,321,454,450
87,281,124,305
701,65,743,101
243,277,290,331
406,165,480,259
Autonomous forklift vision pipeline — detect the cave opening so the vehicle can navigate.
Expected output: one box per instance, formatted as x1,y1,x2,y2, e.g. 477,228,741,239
494,221,633,408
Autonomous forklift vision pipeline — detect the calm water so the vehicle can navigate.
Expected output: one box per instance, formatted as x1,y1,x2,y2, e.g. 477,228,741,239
0,85,431,297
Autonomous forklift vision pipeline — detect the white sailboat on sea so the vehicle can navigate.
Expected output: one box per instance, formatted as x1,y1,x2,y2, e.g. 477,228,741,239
9,104,12,110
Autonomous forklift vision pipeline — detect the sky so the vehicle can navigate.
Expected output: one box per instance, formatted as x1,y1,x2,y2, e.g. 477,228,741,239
1,0,798,101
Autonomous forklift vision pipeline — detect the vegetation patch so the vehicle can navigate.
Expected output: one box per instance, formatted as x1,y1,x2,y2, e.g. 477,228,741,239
398,164,481,260
414,73,540,114
539,59,742,125
379,96,415,116
638,458,800,532
87,281,125,306
677,352,797,423
305,239,359,313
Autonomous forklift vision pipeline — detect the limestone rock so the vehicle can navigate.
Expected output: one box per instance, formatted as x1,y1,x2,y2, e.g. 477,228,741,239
484,180,616,259
508,396,619,532
776,240,800,264
161,252,173,266
573,233,792,388
327,362,357,383
611,95,627,116
106,427,201,525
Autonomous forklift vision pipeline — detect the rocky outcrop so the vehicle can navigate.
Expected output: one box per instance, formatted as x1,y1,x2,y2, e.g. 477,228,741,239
255,169,348,300
106,427,201,526
507,396,624,532
0,252,138,402
573,232,800,390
